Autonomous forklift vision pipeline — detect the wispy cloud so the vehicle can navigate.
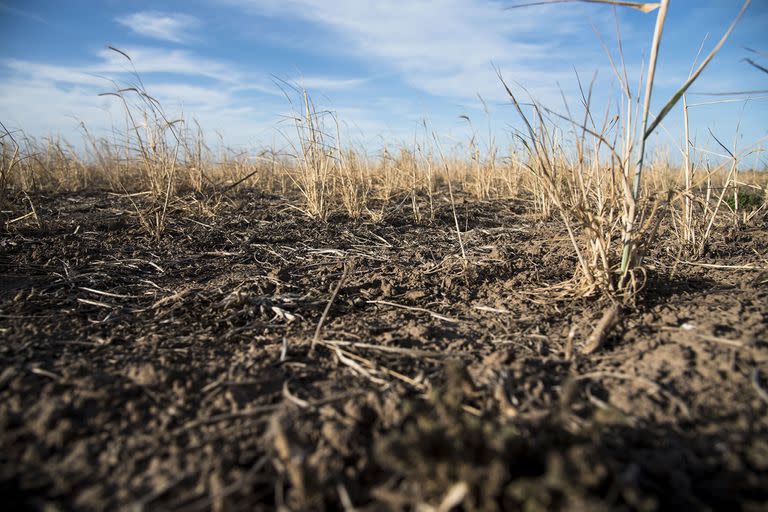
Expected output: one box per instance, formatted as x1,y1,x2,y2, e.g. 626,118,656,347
0,43,369,148
0,68,279,148
115,11,200,43
94,46,243,83
2,45,367,96
227,0,610,104
294,76,368,91
4,46,248,86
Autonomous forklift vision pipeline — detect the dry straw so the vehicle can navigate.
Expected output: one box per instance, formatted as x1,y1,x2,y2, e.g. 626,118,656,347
504,0,754,300
2,3,765,305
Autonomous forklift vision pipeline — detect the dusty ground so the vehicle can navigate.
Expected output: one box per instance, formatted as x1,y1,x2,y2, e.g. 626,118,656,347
1,190,767,511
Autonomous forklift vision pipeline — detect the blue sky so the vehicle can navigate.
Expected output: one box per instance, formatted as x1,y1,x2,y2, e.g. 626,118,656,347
1,0,766,165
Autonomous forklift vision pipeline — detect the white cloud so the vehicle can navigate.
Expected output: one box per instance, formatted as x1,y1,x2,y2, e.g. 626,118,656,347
0,44,368,149
3,60,108,87
3,46,369,94
293,76,368,91
0,77,120,139
93,46,244,83
4,46,247,85
115,11,200,43
0,72,282,150
227,0,611,104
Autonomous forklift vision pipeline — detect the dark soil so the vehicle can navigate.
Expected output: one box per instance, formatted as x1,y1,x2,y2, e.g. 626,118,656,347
1,191,767,511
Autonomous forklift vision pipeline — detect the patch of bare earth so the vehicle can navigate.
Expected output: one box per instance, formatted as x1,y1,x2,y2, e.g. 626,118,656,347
1,191,767,510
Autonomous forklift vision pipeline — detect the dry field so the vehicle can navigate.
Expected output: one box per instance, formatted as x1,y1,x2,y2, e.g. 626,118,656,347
2,1,768,510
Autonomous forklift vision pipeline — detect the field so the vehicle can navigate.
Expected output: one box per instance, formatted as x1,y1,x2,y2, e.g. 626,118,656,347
2,2,768,509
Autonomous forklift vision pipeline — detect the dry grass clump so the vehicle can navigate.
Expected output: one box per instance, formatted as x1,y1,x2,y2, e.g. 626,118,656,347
284,90,337,220
1,127,94,195
500,77,649,298
336,148,373,219
500,0,755,301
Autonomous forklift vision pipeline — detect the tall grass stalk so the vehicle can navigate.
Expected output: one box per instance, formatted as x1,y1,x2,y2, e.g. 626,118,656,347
622,0,751,269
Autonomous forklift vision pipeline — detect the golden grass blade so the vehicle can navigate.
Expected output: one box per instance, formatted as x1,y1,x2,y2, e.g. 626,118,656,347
620,0,668,276
633,0,669,194
585,0,659,11
644,0,752,138
506,0,660,13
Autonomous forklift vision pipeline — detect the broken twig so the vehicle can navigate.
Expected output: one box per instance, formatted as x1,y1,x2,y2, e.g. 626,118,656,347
583,305,621,355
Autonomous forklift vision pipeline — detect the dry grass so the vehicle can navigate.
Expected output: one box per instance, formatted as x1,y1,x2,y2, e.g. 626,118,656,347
2,4,765,303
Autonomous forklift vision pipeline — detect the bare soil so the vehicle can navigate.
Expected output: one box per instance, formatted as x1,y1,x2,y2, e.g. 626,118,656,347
1,190,767,511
